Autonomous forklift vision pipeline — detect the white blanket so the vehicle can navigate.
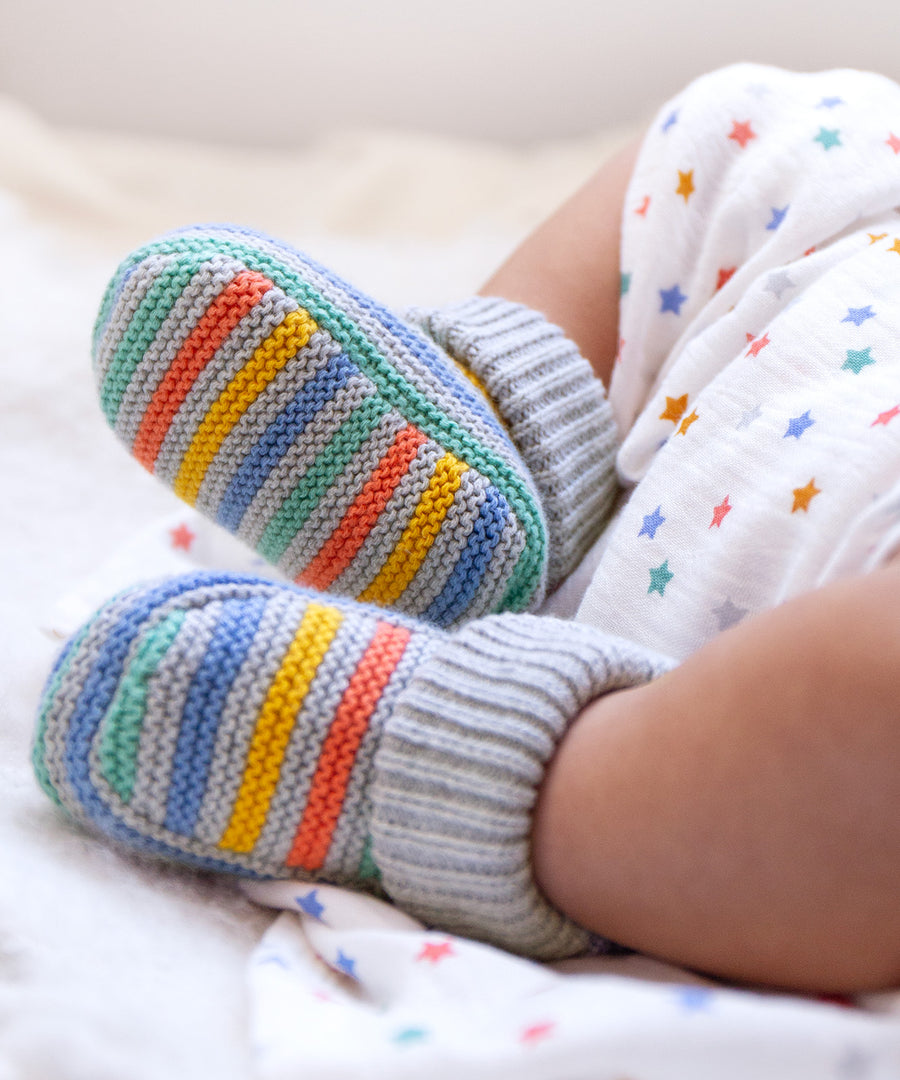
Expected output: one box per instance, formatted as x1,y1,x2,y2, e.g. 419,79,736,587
3,93,900,1078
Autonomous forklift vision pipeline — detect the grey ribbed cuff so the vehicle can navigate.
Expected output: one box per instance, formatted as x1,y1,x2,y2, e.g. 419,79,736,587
370,613,674,960
407,297,620,590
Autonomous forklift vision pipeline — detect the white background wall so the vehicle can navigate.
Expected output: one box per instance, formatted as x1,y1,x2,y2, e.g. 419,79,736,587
3,0,900,144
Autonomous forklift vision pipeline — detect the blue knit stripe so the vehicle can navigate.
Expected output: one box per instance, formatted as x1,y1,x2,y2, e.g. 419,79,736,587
216,351,358,532
424,487,509,627
164,595,266,837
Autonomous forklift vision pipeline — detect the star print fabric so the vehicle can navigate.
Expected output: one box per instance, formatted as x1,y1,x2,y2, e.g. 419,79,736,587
242,880,900,1079
577,64,900,660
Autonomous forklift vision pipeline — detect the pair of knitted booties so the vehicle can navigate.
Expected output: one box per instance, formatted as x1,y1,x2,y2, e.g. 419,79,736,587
35,225,671,959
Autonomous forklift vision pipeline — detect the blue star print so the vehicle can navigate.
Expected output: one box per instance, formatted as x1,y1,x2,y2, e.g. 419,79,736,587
659,284,688,314
766,206,789,231
676,986,714,1011
816,96,844,109
296,889,326,921
784,411,814,438
639,506,666,539
662,110,679,132
842,305,875,326
335,950,358,979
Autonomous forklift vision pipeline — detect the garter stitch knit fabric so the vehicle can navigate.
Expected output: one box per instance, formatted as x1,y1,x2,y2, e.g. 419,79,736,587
33,571,672,959
94,225,618,626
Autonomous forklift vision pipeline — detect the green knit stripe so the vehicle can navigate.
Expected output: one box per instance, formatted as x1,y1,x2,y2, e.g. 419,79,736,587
258,395,391,563
98,610,187,803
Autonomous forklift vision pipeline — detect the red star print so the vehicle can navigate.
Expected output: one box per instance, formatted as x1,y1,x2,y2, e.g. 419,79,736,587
872,405,900,427
710,496,732,528
804,246,817,256
887,133,900,154
634,195,651,217
416,941,455,964
614,337,625,366
716,266,736,291
170,523,195,551
746,333,770,358
728,120,756,148
520,1021,556,1045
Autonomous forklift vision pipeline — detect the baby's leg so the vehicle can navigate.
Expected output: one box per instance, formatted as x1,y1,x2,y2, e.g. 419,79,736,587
479,137,641,391
533,562,900,992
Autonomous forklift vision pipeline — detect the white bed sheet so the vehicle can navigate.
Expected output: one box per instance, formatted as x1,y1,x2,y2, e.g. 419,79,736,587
3,93,900,1079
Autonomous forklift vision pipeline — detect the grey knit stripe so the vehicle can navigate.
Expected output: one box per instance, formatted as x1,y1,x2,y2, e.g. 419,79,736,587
192,589,309,846
394,469,491,618
232,374,378,549
409,296,620,588
192,329,344,517
39,590,143,819
329,439,445,600
277,410,407,581
372,614,673,959
128,602,223,828
94,253,176,385
153,287,299,486
462,508,528,622
323,627,437,882
252,609,377,867
113,257,245,447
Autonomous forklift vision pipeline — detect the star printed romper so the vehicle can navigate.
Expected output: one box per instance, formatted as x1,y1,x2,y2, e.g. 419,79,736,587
572,63,900,662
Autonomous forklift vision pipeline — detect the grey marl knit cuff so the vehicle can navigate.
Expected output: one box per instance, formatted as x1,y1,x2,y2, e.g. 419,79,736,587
407,297,620,591
370,612,674,960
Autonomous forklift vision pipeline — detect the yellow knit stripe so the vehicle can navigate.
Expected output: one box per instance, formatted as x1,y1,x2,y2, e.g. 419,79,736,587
218,601,342,854
359,453,468,607
174,308,318,504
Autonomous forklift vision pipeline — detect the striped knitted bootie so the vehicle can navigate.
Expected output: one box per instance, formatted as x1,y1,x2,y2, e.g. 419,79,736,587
94,225,618,626
34,571,670,959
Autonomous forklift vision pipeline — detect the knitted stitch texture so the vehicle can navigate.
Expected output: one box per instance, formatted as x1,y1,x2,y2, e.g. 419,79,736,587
93,225,618,626
33,571,672,959
408,297,619,587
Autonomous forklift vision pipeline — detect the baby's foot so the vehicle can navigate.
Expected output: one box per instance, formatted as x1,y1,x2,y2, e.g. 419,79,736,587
94,226,617,625
34,571,668,958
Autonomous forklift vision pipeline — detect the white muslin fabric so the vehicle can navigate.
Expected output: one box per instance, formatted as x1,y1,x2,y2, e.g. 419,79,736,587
243,880,900,1080
577,64,900,660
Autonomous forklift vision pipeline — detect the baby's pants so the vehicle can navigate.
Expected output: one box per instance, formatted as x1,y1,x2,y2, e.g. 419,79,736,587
575,63,900,661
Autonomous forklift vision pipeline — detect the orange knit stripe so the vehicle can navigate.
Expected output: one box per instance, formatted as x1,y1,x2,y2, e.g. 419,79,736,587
297,424,428,591
286,621,411,871
132,269,272,470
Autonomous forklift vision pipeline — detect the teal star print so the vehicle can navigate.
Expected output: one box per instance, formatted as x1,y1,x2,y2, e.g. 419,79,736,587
814,127,842,150
393,1028,429,1045
648,560,674,596
620,272,632,296
843,347,875,374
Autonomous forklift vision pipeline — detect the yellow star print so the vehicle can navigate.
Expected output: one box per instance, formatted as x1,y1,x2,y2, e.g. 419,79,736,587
868,232,888,245
659,394,688,423
889,239,900,255
791,479,821,513
677,409,699,435
676,170,695,203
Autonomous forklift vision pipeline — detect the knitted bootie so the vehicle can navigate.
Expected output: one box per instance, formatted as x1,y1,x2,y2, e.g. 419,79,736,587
34,571,670,959
94,225,618,626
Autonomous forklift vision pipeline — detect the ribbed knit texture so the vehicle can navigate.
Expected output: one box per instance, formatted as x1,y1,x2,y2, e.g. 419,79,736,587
93,225,552,626
408,297,620,588
33,572,672,959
